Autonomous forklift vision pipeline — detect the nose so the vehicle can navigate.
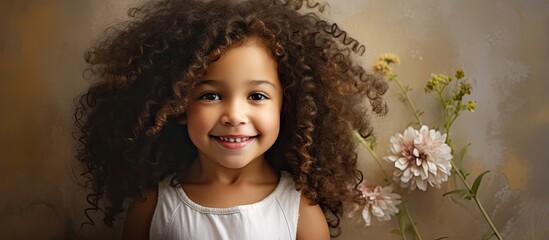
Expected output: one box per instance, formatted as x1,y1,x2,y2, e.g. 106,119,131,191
220,99,248,126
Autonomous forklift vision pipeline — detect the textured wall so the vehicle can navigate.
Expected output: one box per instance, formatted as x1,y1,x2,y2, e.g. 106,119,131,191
0,0,547,239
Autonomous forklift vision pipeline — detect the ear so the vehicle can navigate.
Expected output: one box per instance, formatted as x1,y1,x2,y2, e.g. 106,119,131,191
178,113,187,125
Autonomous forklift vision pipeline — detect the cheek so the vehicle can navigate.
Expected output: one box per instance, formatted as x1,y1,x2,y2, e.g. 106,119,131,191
186,106,213,137
256,105,281,135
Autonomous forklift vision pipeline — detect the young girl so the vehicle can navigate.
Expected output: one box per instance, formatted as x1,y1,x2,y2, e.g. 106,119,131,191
74,0,388,239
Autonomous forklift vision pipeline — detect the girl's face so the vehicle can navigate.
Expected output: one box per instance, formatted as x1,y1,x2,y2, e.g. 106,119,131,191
186,39,283,170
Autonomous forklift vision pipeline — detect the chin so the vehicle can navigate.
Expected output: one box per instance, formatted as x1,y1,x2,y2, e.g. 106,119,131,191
215,155,259,169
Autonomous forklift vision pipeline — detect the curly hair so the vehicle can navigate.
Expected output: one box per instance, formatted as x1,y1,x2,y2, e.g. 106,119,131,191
74,0,388,236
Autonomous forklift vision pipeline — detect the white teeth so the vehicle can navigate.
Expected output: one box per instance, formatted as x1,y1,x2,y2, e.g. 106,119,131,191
218,137,250,142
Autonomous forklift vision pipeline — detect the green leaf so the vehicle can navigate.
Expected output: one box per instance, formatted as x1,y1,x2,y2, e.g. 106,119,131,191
459,169,470,179
399,213,406,228
443,189,468,197
472,170,491,196
435,237,450,240
404,223,413,231
398,210,407,233
443,188,473,200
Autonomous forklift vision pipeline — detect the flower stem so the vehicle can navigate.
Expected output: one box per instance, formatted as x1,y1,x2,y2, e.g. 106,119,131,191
449,160,504,240
398,213,409,240
403,201,423,240
431,74,503,239
392,75,423,126
388,75,424,239
353,131,390,182
473,196,503,240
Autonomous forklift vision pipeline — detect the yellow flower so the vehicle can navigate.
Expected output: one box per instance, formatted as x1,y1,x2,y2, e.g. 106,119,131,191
373,53,401,77
378,53,401,65
467,100,476,112
373,60,392,76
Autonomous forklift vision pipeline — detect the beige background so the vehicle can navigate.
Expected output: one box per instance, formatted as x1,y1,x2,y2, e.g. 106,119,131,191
0,0,547,239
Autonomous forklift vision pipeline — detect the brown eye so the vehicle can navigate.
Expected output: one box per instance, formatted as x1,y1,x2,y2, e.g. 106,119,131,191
200,92,220,101
248,93,268,101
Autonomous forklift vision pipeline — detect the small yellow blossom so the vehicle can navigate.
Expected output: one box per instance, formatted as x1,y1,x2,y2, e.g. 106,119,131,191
373,60,392,76
378,53,401,65
426,73,453,93
467,100,476,112
373,53,400,77
455,69,465,79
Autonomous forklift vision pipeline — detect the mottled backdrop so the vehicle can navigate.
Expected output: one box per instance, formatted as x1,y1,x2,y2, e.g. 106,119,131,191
0,0,547,239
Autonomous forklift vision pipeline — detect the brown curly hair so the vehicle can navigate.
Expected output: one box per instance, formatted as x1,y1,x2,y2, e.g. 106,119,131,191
74,0,388,236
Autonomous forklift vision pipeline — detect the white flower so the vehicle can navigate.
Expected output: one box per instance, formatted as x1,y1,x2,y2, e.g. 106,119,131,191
386,125,453,191
358,183,401,227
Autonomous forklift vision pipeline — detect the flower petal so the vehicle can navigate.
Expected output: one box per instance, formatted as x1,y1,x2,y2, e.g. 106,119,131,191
415,157,422,166
412,166,421,177
362,207,372,227
387,155,399,162
412,148,420,158
428,161,437,174
421,163,429,179
416,179,427,191
395,158,409,170
402,168,413,182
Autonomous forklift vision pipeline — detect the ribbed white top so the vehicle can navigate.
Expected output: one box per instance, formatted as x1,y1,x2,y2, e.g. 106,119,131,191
149,172,301,240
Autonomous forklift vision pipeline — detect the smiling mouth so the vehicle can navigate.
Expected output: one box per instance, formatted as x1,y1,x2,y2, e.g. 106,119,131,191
211,135,258,150
218,136,249,143
212,135,258,143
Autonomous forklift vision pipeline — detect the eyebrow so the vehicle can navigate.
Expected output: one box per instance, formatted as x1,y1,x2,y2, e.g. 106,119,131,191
196,79,277,88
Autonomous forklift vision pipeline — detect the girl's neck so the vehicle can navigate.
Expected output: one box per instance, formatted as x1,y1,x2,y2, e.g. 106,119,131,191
182,155,279,185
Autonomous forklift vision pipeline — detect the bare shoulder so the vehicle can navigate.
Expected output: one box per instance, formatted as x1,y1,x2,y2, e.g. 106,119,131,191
296,194,330,240
122,187,158,240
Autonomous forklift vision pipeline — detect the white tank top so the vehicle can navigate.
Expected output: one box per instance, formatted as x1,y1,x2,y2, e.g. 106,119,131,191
149,172,301,240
